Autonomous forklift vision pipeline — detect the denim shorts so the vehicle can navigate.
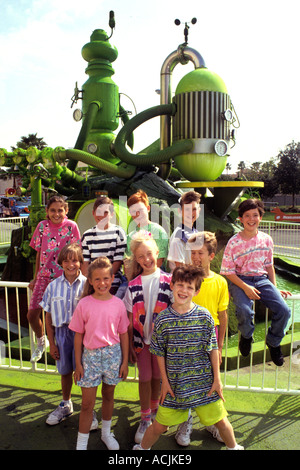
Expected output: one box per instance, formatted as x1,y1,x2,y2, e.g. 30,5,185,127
77,342,122,388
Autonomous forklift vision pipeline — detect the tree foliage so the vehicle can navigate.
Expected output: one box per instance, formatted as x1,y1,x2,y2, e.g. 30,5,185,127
274,140,300,207
11,133,47,151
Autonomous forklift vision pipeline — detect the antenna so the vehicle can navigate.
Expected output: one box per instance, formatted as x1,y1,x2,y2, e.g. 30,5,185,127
174,17,197,44
107,11,115,39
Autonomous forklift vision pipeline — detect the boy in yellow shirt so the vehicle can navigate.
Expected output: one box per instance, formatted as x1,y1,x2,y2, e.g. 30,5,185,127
175,231,229,446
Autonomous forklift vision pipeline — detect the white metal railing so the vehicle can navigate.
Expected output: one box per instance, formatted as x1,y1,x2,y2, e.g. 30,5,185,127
0,280,299,394
0,217,26,246
256,220,300,262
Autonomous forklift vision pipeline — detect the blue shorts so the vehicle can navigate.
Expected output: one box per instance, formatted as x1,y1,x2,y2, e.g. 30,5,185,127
77,343,122,388
55,324,75,375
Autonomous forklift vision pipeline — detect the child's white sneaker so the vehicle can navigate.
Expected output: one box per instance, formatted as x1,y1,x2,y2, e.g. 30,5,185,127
135,420,151,443
227,444,244,450
46,401,73,425
101,432,120,450
175,415,193,446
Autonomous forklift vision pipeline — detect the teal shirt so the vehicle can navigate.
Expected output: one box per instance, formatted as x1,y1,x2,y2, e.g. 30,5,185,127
126,221,169,259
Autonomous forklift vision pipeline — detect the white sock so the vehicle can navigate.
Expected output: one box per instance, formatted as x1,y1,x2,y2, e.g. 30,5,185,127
101,419,112,436
76,432,89,450
37,336,45,346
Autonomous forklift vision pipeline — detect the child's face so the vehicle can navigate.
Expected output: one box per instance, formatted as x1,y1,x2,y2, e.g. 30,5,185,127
191,244,214,270
61,256,81,280
181,202,200,227
171,279,198,308
89,267,114,299
46,202,68,225
93,204,113,229
129,202,150,227
135,241,158,275
239,208,262,232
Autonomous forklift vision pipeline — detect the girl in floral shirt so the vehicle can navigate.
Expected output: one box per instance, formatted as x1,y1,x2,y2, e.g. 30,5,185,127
27,196,81,362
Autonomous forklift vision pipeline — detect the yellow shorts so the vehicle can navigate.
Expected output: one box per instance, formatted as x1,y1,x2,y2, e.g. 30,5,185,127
156,399,228,427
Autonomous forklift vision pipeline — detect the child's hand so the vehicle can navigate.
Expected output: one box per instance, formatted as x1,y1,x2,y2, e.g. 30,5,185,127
74,365,84,385
160,379,175,405
49,344,60,361
208,379,225,402
280,290,292,299
28,279,36,291
243,284,261,300
119,362,128,381
129,347,137,364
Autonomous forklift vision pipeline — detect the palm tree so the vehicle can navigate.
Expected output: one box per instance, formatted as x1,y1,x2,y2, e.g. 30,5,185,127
11,133,47,151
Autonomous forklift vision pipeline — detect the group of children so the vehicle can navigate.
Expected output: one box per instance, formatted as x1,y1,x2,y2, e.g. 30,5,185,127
26,190,291,451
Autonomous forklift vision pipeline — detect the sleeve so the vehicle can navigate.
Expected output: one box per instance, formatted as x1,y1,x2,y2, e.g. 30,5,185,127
167,237,186,264
29,221,43,251
150,315,166,357
220,239,237,275
114,226,127,261
81,230,92,262
71,222,81,244
39,282,52,312
218,277,229,311
205,312,218,352
117,301,130,335
264,234,274,267
68,301,85,334
155,226,169,258
123,287,132,312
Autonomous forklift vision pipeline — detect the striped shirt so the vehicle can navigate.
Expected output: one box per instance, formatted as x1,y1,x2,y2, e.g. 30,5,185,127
81,224,127,289
150,304,219,409
39,272,86,327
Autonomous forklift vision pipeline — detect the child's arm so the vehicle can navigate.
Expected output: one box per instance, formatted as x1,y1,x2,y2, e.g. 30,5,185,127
112,260,122,275
266,265,291,298
45,312,59,361
119,331,129,380
217,310,227,364
208,349,225,402
29,251,41,290
127,312,137,363
74,332,84,384
156,356,175,404
226,273,261,300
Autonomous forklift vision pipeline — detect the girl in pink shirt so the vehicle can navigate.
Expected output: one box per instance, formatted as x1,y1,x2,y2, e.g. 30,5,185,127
69,257,129,450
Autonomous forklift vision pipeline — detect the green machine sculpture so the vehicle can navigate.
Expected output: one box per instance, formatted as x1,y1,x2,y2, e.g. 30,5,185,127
0,12,263,236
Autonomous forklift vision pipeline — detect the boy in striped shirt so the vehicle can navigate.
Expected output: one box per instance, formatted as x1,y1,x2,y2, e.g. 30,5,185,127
81,196,127,295
40,243,96,428
134,266,243,450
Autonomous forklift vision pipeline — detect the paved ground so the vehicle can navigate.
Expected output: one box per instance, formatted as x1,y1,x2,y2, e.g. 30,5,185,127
1,367,300,453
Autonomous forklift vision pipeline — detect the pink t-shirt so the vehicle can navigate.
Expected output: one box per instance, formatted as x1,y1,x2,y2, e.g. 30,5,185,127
220,231,273,277
69,295,129,349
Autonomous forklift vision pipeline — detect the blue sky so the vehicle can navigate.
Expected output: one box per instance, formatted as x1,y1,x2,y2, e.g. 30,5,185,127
0,0,299,171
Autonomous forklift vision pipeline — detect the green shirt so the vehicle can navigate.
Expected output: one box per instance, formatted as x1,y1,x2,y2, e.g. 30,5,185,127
126,221,169,259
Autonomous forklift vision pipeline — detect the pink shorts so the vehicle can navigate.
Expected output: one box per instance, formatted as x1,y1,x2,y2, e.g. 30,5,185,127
29,277,52,310
136,344,161,383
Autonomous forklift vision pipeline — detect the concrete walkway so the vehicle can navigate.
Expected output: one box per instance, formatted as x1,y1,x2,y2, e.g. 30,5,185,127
1,368,300,452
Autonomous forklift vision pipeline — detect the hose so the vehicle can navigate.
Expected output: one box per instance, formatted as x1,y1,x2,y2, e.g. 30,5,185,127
55,147,136,179
113,103,194,167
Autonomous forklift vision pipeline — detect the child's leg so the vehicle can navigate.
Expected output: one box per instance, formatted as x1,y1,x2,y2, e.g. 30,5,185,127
257,277,291,346
61,372,73,401
27,308,44,338
229,282,255,340
214,417,237,449
101,383,116,421
79,387,98,433
139,419,168,450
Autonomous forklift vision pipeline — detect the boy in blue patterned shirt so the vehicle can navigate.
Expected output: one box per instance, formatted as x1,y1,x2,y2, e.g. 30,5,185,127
40,243,97,429
134,266,243,450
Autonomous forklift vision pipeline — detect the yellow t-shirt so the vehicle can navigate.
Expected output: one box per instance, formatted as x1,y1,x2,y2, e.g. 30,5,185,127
193,272,229,326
